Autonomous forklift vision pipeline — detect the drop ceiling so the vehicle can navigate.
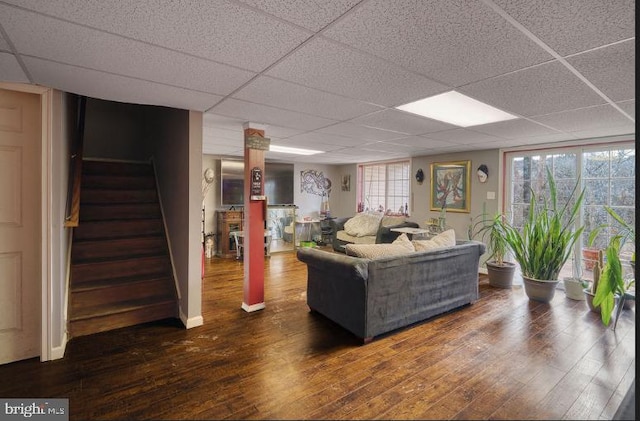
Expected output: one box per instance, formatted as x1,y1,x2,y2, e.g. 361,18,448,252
0,0,634,164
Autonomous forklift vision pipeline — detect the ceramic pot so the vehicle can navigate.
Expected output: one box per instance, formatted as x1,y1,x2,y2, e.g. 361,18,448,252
583,288,601,313
487,261,516,289
522,276,559,303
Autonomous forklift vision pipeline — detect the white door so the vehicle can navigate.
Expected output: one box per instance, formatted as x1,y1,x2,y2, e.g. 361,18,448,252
0,88,41,364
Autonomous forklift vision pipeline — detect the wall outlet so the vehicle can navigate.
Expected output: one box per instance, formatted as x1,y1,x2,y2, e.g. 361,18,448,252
487,191,496,200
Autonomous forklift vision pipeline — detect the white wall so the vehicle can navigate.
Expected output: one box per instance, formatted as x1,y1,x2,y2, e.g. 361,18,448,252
330,163,358,218
293,163,340,219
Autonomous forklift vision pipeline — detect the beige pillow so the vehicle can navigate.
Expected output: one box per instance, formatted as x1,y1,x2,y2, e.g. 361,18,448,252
381,215,406,227
392,233,415,252
345,243,412,259
344,212,383,237
412,229,456,252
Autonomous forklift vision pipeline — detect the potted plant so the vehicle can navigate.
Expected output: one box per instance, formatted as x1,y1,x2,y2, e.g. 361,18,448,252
563,257,589,301
470,212,516,288
592,235,636,329
502,167,585,303
588,205,635,278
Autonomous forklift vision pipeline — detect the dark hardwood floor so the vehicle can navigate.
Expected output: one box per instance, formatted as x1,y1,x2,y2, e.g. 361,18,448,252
0,249,635,420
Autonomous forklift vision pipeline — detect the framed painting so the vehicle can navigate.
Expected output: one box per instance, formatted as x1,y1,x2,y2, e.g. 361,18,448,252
430,160,471,213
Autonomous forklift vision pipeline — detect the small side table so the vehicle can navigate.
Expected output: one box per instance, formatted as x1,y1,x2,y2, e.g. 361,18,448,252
390,227,430,240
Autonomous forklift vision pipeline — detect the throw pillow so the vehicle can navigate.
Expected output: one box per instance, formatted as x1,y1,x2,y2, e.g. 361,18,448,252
344,212,383,237
392,233,415,252
381,215,406,227
412,229,456,252
345,243,413,259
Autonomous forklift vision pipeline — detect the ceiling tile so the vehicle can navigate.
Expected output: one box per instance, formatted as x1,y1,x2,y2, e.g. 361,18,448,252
425,128,507,144
209,98,337,131
23,56,222,111
232,76,383,120
470,118,561,139
0,4,256,96
567,40,635,102
350,109,456,135
323,0,552,86
531,104,633,133
617,100,635,120
275,138,344,152
266,37,449,106
384,135,454,150
237,0,361,32
568,125,636,140
0,52,30,83
459,61,606,117
316,122,408,142
493,0,635,56
2,0,310,72
285,131,369,147
0,32,10,51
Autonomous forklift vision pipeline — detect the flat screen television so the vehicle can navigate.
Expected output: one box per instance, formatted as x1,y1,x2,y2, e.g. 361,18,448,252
221,159,294,206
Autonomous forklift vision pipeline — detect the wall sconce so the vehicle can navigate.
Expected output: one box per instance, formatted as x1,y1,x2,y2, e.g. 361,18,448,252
477,165,488,183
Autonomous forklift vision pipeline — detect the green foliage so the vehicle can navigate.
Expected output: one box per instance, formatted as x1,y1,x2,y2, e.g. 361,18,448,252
593,236,624,325
502,166,585,281
470,212,510,265
588,205,635,262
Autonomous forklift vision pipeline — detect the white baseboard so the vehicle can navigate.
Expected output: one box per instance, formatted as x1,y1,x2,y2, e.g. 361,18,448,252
49,332,68,361
242,302,266,312
179,307,204,329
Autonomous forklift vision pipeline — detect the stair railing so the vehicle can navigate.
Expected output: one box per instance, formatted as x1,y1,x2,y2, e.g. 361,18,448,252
64,96,87,227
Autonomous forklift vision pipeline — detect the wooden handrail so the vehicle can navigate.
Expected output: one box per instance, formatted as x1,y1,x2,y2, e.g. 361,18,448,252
64,96,87,228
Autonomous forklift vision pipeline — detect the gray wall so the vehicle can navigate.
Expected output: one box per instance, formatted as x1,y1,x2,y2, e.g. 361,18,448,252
147,108,203,328
329,163,358,218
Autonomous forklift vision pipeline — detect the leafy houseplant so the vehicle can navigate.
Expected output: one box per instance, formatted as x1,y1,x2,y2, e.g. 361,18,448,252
471,212,515,288
502,167,585,303
592,235,635,328
588,205,635,276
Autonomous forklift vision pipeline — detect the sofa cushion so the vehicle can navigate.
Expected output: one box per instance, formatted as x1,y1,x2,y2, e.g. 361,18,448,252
381,215,407,227
336,230,377,244
412,229,456,252
344,212,383,237
392,233,415,252
345,243,413,259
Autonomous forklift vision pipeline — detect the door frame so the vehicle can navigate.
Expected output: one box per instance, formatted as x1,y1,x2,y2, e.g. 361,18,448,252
0,82,54,362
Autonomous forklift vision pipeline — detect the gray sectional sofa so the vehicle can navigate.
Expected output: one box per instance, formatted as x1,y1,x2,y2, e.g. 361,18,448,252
297,240,486,343
330,215,419,252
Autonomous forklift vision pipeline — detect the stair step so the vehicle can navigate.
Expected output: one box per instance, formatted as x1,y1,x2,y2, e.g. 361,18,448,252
82,173,157,190
71,255,172,284
73,219,164,241
70,276,175,312
80,188,158,205
82,160,154,177
79,203,162,221
68,299,177,338
72,236,168,263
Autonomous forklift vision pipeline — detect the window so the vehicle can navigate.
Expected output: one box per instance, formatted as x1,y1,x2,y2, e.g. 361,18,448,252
505,142,635,281
357,160,410,215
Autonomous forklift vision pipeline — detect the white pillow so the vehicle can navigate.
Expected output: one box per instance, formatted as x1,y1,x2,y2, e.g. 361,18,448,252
344,212,383,237
345,243,412,259
392,233,415,252
412,229,456,252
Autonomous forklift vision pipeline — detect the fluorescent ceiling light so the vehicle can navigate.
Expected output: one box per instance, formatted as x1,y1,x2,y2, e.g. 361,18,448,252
269,144,323,155
396,91,518,127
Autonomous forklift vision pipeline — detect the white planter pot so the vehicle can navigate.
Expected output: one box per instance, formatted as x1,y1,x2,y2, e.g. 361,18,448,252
563,278,586,301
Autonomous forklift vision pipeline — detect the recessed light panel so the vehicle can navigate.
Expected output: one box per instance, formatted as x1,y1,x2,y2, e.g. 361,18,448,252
269,144,323,155
396,91,518,127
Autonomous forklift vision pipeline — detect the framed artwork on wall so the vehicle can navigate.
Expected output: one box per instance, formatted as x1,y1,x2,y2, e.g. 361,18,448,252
341,174,350,191
430,160,471,213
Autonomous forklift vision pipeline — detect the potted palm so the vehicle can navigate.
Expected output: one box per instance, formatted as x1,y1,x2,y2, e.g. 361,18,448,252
471,212,515,288
502,167,585,303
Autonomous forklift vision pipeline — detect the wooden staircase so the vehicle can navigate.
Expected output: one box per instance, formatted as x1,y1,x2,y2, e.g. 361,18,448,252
68,160,178,338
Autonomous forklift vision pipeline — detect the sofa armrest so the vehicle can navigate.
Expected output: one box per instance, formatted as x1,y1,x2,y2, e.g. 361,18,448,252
330,217,351,251
376,221,419,243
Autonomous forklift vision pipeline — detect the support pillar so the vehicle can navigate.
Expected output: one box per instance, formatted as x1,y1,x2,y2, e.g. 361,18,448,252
241,122,269,312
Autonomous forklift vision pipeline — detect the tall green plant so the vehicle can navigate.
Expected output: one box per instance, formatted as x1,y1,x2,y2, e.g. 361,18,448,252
593,235,634,326
503,167,585,280
470,212,510,265
588,205,635,263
